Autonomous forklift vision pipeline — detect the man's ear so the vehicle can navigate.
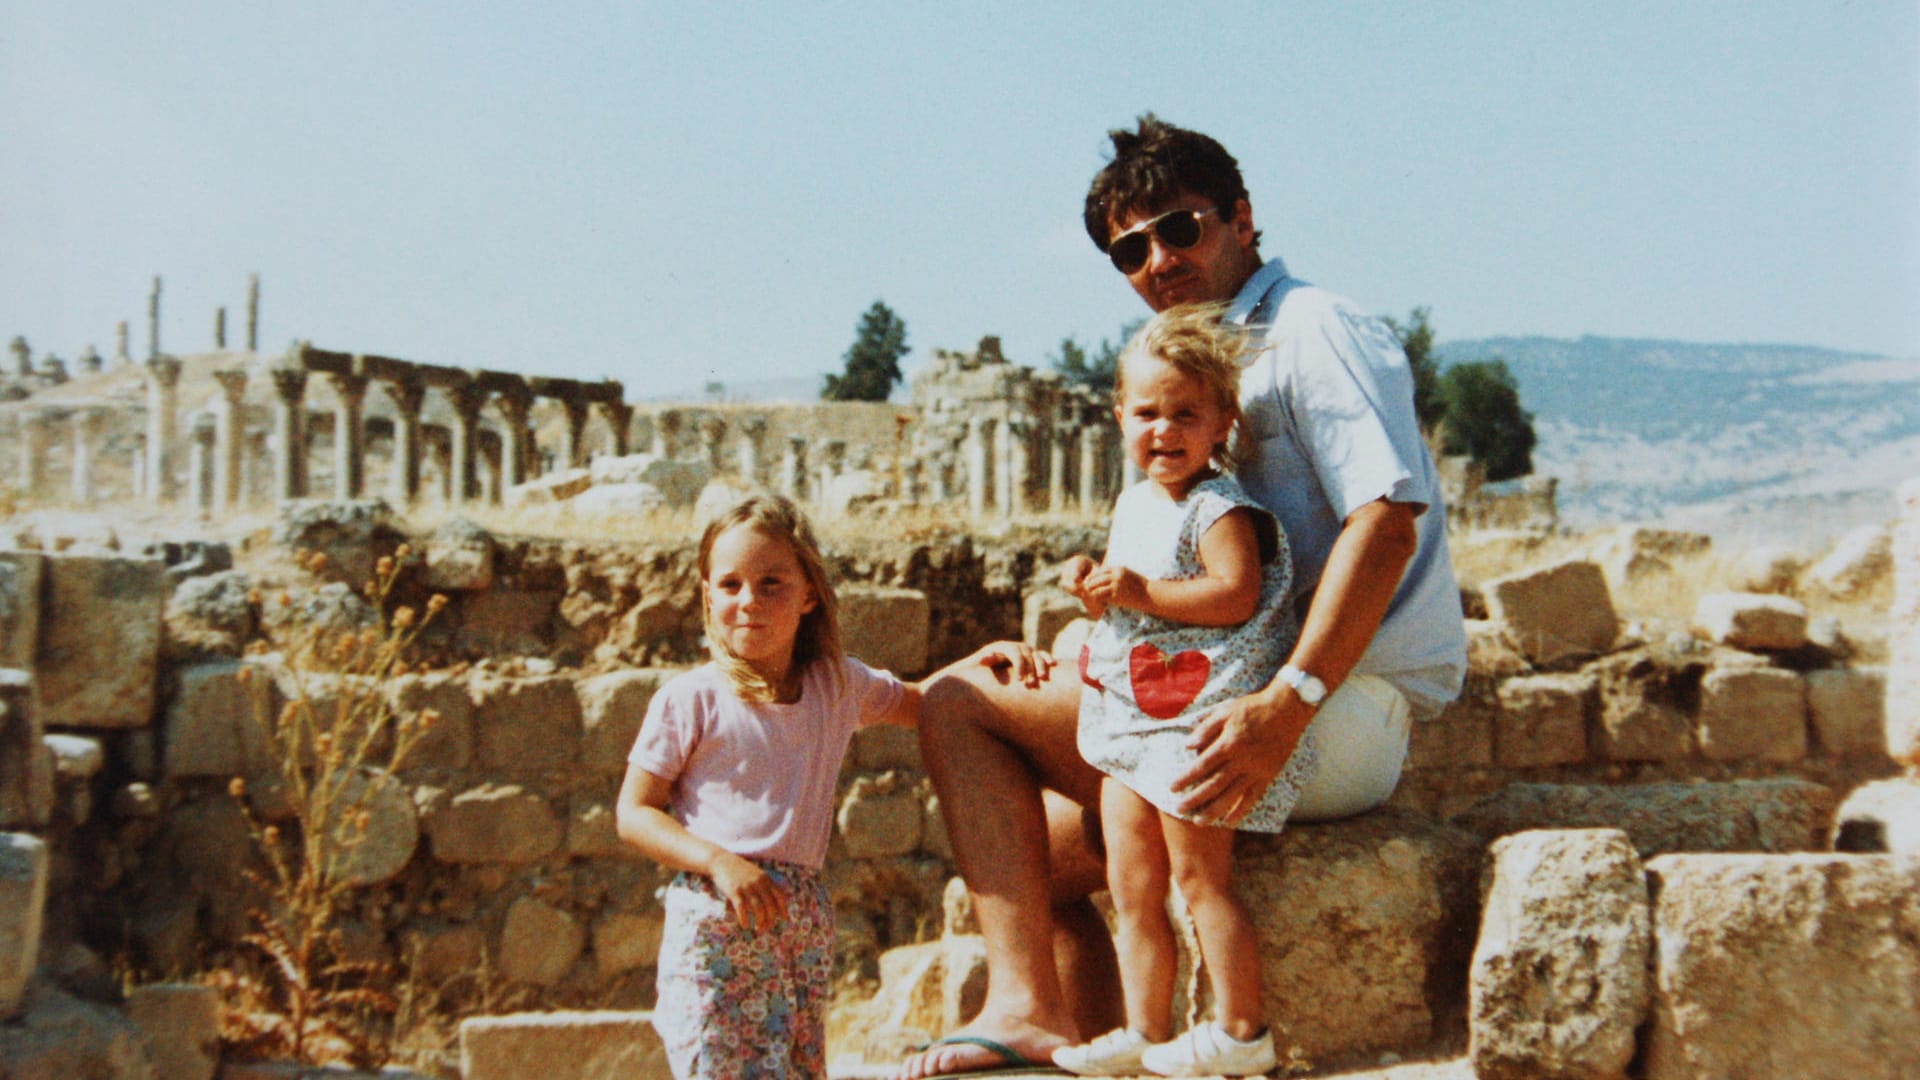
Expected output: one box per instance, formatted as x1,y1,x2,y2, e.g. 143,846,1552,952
1230,198,1256,249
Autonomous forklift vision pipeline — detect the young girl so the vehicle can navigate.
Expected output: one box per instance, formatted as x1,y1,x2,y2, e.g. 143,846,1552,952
616,494,1032,1078
1053,305,1311,1077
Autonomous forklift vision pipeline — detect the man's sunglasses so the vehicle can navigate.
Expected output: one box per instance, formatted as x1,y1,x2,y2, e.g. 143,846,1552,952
1107,207,1218,274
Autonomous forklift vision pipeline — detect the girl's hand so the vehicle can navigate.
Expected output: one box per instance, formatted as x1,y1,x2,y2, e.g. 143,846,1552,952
1083,565,1150,613
973,641,1054,689
1059,556,1097,606
709,851,788,932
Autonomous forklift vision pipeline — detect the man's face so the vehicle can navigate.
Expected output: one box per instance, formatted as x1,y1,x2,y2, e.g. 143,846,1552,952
1108,191,1258,312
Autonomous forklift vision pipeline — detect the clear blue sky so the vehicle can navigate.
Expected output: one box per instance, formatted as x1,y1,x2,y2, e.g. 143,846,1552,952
4,2,1916,395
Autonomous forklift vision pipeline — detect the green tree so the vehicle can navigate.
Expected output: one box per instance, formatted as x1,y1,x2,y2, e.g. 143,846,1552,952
1437,359,1536,482
1384,306,1445,433
823,300,909,401
1050,318,1141,396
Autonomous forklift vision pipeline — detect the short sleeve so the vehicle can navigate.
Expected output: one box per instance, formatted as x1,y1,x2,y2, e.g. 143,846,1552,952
628,676,698,780
1292,308,1429,519
841,656,907,728
1188,479,1281,567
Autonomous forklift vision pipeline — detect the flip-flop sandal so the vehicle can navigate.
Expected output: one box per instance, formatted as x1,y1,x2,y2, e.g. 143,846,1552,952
908,1034,1068,1076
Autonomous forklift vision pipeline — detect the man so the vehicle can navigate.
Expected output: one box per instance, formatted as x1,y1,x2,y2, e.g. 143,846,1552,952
899,114,1467,1079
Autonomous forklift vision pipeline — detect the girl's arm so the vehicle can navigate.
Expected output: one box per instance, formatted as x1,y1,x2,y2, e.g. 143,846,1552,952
614,762,789,932
1081,507,1263,626
875,640,1055,728
1059,553,1108,619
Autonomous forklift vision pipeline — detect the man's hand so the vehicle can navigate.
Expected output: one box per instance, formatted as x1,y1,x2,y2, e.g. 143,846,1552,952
1170,686,1314,824
971,641,1055,690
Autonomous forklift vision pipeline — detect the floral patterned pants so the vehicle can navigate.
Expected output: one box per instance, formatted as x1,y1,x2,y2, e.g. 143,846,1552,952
654,860,832,1079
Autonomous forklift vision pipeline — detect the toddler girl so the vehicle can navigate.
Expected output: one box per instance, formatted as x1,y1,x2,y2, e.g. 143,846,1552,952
617,494,1032,1078
1053,304,1310,1076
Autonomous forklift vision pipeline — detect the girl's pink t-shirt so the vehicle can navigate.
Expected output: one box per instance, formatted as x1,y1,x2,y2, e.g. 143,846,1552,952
628,657,905,869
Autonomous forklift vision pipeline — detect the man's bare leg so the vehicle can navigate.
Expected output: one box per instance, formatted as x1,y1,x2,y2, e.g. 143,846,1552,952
1045,789,1124,1041
897,660,1109,1079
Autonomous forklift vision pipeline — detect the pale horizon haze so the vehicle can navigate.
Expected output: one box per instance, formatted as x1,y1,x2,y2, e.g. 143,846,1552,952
4,2,1916,397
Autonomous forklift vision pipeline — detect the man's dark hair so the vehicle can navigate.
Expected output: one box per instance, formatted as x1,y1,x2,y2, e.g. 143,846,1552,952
1083,113,1259,253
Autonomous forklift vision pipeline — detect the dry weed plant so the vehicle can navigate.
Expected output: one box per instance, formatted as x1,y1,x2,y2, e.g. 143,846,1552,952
208,545,450,1068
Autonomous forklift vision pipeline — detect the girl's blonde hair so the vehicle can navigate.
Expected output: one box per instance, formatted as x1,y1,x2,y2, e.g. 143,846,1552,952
1115,302,1253,472
696,494,843,703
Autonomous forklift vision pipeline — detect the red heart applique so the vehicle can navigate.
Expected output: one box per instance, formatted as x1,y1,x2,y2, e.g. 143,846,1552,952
1128,643,1211,719
1078,644,1104,691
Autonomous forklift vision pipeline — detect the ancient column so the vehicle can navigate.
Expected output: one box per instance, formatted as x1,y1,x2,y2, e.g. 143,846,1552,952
737,416,767,484
130,437,147,499
1006,418,1031,518
995,417,1017,517
448,383,486,506
1048,424,1070,513
212,369,248,510
326,372,369,500
930,447,951,504
653,409,681,459
144,355,183,502
1079,422,1104,511
189,414,217,518
781,436,806,500
269,364,308,503
699,417,726,472
478,430,504,504
493,384,533,491
600,400,634,459
70,410,99,504
422,425,452,502
116,322,130,367
965,417,989,518
147,276,161,359
8,337,29,378
214,307,228,350
386,378,426,507
246,273,261,351
559,396,590,470
816,439,846,508
79,346,102,375
17,411,46,498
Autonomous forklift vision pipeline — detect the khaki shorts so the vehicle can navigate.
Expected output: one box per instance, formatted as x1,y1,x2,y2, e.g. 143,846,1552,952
1290,673,1412,822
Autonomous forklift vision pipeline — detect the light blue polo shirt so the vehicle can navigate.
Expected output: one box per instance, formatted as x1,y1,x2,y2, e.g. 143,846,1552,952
1227,259,1466,720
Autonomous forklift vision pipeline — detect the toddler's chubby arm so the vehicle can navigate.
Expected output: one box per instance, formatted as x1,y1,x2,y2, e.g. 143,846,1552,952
877,641,1057,727
616,764,789,932
1079,507,1263,627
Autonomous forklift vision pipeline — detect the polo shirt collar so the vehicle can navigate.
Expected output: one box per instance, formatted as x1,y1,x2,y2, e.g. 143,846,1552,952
1225,257,1290,326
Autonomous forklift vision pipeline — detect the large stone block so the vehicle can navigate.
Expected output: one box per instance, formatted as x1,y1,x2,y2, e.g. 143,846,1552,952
1485,559,1617,668
841,584,930,676
162,659,259,779
1021,587,1083,652
1453,779,1835,857
456,589,562,654
460,1010,669,1080
1696,665,1806,762
0,670,50,829
473,675,583,772
1889,478,1920,766
1,832,48,1019
1693,591,1809,652
0,553,44,669
423,783,563,864
1643,853,1920,1079
1832,778,1920,854
1408,687,1495,771
1593,526,1710,591
1805,666,1887,757
1588,650,1698,762
1802,522,1892,600
1492,673,1594,768
577,669,671,773
38,555,164,728
1470,829,1649,1080
125,982,220,1080
500,897,585,986
1231,808,1480,1065
0,983,155,1077
384,671,476,771
837,775,923,859
593,910,665,980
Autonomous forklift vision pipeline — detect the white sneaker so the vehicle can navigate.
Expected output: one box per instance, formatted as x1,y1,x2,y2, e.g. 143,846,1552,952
1140,1021,1277,1077
1051,1027,1154,1076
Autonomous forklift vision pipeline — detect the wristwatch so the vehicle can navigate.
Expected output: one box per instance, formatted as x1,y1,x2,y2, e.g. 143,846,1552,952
1279,664,1328,708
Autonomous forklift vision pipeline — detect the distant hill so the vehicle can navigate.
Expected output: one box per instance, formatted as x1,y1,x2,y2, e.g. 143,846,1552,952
1436,336,1920,544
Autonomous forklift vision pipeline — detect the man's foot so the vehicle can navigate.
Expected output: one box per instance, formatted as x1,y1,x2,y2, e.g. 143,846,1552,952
896,1019,1074,1078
